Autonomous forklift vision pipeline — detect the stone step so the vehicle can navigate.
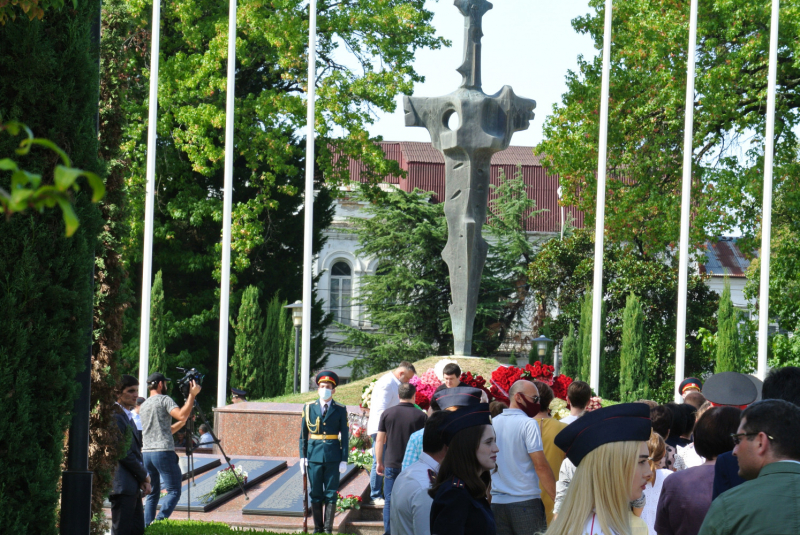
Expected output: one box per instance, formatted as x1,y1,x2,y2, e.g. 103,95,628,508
358,504,384,521
343,520,384,535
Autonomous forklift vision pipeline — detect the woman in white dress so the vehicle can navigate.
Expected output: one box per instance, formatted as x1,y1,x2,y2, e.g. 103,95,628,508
547,403,653,535
640,432,672,535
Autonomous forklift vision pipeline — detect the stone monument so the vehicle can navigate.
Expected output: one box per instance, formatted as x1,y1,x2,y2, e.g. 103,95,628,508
403,0,536,356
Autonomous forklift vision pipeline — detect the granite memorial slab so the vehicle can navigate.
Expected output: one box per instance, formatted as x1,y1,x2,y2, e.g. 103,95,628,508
242,463,359,516
161,458,287,512
180,455,221,480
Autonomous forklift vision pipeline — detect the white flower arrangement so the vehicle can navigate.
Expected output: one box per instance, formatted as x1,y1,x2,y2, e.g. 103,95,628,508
550,398,571,421
360,378,378,409
434,359,459,382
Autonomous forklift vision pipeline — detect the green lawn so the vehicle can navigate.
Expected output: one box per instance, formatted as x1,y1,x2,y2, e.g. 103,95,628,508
254,356,505,406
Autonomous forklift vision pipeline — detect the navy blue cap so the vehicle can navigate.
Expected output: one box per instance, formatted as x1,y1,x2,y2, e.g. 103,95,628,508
231,387,248,397
703,372,757,406
316,370,340,387
147,372,171,384
432,386,483,411
679,377,703,394
440,402,492,445
554,403,651,466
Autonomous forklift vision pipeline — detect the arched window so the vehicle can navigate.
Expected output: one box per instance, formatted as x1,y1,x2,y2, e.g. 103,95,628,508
330,261,352,325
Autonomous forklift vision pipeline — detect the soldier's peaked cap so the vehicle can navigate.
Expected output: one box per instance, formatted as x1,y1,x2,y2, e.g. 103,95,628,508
554,403,651,466
703,372,757,406
231,387,247,397
432,386,484,411
316,370,339,387
679,377,703,394
439,403,492,445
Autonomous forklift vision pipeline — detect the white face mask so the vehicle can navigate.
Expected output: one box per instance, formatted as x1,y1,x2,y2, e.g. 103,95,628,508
319,387,333,401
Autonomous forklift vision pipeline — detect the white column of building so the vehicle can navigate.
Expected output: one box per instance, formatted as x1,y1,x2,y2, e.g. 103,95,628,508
589,0,614,394
138,0,162,397
674,0,699,403
216,0,238,408
300,0,319,393
757,0,781,380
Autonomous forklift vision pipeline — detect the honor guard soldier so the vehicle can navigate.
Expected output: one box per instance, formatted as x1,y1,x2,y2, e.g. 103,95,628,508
299,371,350,533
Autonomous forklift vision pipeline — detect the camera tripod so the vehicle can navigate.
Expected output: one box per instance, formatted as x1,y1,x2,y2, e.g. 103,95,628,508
182,398,248,519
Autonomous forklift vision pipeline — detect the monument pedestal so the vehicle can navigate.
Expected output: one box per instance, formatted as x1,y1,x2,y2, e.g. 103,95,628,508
214,402,361,457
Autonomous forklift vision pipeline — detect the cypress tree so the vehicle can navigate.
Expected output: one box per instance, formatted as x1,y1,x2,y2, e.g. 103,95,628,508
716,280,742,373
560,325,578,378
285,324,297,394
508,351,518,366
263,294,292,397
231,286,265,398
149,270,169,375
0,0,104,530
620,292,648,402
578,292,593,381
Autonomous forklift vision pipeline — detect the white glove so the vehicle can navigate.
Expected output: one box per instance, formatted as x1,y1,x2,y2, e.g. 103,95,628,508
300,458,308,475
339,462,347,474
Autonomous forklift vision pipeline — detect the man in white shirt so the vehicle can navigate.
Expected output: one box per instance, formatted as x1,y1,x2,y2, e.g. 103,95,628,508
366,361,416,504
390,411,447,535
492,380,556,535
559,380,590,425
198,424,214,446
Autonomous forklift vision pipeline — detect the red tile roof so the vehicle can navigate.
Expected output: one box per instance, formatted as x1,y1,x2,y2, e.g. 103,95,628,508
338,141,583,234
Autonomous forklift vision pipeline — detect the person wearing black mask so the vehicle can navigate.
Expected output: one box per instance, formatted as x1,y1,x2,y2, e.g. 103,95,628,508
491,380,556,535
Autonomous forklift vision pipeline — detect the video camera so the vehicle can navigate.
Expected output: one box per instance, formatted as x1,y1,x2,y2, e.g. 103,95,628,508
176,367,205,398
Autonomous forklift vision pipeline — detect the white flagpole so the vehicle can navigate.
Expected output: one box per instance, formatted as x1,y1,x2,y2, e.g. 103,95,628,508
301,0,318,393
757,0,780,380
217,0,238,408
138,0,162,397
674,0,699,403
589,0,613,395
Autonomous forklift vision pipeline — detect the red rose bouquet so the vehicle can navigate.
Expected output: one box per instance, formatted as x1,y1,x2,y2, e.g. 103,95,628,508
489,366,524,404
459,372,492,401
551,374,573,401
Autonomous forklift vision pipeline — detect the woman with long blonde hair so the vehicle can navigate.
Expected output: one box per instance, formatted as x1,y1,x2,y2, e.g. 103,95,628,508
640,432,672,535
546,404,652,535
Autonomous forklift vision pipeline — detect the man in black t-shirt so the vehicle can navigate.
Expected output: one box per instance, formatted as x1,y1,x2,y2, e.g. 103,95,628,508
375,383,427,535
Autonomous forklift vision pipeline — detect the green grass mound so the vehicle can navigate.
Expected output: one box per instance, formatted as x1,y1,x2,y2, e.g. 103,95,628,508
145,519,354,534
256,356,504,406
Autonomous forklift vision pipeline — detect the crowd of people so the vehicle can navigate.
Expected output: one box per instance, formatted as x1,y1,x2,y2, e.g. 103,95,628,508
357,363,800,535
108,360,800,535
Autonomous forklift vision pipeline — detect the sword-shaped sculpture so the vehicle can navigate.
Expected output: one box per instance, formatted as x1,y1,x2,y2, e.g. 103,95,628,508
403,0,536,356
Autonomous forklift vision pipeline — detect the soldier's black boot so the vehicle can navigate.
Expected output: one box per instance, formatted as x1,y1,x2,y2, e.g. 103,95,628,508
324,502,336,534
312,502,324,533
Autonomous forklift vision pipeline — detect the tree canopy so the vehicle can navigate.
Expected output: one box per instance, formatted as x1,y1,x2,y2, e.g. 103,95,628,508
538,0,800,258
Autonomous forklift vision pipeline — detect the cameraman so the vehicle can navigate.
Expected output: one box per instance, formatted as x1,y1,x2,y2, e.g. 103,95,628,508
140,372,201,526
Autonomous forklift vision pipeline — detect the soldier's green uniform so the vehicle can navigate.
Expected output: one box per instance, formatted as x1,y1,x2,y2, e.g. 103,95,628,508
299,371,349,534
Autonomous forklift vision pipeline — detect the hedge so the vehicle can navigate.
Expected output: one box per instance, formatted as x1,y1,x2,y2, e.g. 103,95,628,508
145,519,356,534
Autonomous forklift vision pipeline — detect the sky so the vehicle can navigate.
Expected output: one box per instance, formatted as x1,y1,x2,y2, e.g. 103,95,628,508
365,1,599,149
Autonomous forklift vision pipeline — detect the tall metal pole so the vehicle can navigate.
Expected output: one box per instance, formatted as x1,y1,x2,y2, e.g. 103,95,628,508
589,0,614,395
300,0,318,393
757,0,780,380
138,0,162,397
674,0,699,402
217,0,238,408
294,325,300,394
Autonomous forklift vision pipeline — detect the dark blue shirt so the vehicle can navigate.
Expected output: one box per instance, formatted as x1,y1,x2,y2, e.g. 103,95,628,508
430,477,495,535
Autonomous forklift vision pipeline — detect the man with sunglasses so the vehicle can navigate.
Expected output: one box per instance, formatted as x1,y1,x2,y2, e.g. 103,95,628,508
698,399,800,535
491,379,556,535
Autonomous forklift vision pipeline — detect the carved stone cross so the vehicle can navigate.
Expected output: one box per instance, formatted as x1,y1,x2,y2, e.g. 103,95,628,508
403,0,536,356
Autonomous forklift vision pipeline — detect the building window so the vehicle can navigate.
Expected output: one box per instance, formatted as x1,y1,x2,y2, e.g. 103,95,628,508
330,261,352,325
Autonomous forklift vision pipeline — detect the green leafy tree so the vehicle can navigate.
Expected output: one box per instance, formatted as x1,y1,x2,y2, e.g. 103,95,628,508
342,173,542,378
560,324,579,379
114,0,443,399
620,292,648,402
716,280,743,373
529,229,718,402
0,0,104,531
537,1,800,258
231,286,265,397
